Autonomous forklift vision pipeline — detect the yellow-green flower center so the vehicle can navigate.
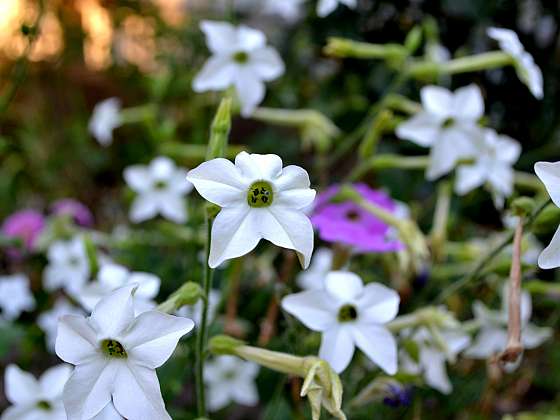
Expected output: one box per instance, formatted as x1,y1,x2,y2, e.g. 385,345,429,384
338,304,358,322
101,339,127,358
37,400,52,410
442,117,455,128
232,51,249,64
247,181,274,208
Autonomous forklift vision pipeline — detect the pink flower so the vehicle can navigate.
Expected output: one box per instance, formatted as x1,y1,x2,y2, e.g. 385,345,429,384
2,209,45,256
51,198,94,227
311,184,404,253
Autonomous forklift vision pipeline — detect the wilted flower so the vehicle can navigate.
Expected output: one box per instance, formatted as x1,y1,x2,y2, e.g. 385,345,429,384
51,198,94,227
296,248,333,290
204,355,259,411
1,209,45,256
124,156,192,224
2,364,71,420
43,236,90,295
282,271,399,374
317,0,357,17
487,27,543,99
455,128,521,208
193,21,284,116
534,161,560,269
187,151,316,269
55,285,195,419
0,273,36,321
88,98,123,146
396,84,482,180
311,184,404,253
38,298,85,352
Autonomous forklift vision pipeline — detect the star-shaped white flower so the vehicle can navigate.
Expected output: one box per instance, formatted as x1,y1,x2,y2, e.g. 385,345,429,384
176,289,221,325
296,248,333,290
400,327,470,394
38,298,85,352
76,263,160,315
455,128,521,208
465,284,551,363
317,0,357,17
487,27,543,99
204,355,259,411
282,271,399,374
55,285,195,420
192,21,285,117
124,156,192,224
187,151,316,269
2,363,71,420
0,273,35,321
534,161,560,268
88,98,123,147
396,84,481,180
43,236,90,295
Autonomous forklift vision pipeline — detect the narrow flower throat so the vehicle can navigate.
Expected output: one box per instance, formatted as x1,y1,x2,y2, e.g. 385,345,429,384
338,304,358,322
233,51,249,64
247,181,274,208
101,339,128,358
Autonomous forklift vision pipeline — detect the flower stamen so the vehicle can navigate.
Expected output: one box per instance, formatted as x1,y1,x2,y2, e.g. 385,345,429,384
247,181,274,208
101,339,128,358
337,304,358,322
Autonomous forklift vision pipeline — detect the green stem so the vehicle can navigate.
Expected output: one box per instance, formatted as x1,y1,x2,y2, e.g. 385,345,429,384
441,51,512,75
346,154,429,182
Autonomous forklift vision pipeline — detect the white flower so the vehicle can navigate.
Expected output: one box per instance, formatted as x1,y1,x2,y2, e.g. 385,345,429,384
317,0,357,17
296,248,333,290
534,161,560,268
400,327,470,394
204,355,259,411
88,98,122,146
176,289,220,325
455,128,521,208
38,298,84,352
487,27,543,99
396,84,481,180
2,363,71,420
91,402,124,419
124,156,192,224
263,0,305,21
43,236,90,295
426,43,451,63
281,271,399,374
76,263,160,315
187,151,316,269
0,274,35,321
55,285,195,420
192,21,285,117
465,284,551,363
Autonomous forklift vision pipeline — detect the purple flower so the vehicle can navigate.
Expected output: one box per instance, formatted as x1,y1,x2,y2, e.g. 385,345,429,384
51,199,94,227
311,183,404,253
382,384,413,408
1,209,45,254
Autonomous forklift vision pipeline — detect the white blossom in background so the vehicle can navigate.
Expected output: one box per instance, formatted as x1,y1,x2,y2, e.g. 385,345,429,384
534,161,560,268
176,289,221,325
88,98,122,146
263,0,305,22
204,355,259,411
2,364,71,420
55,285,195,420
487,27,543,99
296,247,333,290
187,151,316,269
38,298,84,352
317,0,356,17
396,85,482,180
465,283,551,365
192,21,285,116
517,0,557,48
0,274,35,321
282,271,399,373
124,156,192,224
425,42,451,63
455,128,521,208
43,236,90,295
400,327,470,394
76,263,160,315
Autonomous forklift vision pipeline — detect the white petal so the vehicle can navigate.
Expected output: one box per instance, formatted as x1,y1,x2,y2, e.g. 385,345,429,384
443,330,471,358
38,364,72,401
427,128,476,180
90,285,136,338
208,206,260,268
356,283,400,324
249,47,284,81
5,365,40,405
534,161,560,208
464,327,507,359
487,27,524,57
538,224,560,269
186,158,246,207
236,25,267,50
234,152,283,181
192,56,236,92
488,164,514,198
324,271,363,302
63,360,117,420
395,112,440,147
319,326,355,373
234,69,266,117
167,168,193,195
129,194,159,223
230,379,259,407
522,324,552,348
494,133,521,164
275,165,312,191
149,157,175,180
112,363,170,420
159,193,187,224
55,315,99,365
123,166,152,193
129,273,160,300
317,0,338,16
0,405,42,420
98,264,129,289
419,348,452,394
91,402,124,420
281,290,337,331
200,20,238,54
123,311,194,368
352,324,397,375
455,164,487,195
451,84,484,121
420,86,453,118
206,382,232,411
